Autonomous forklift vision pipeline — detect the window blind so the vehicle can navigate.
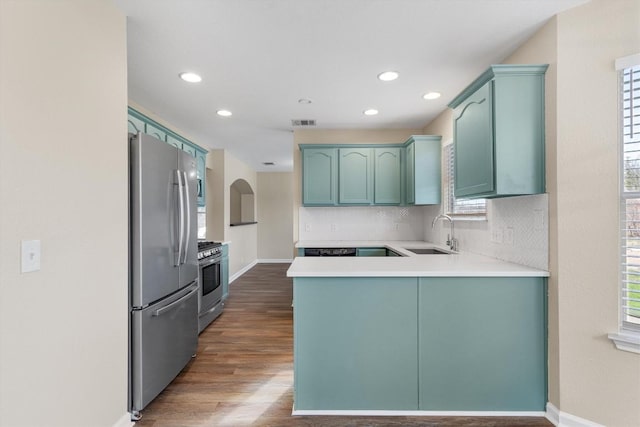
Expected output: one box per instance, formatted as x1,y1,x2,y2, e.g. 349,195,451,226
621,64,640,329
444,144,486,215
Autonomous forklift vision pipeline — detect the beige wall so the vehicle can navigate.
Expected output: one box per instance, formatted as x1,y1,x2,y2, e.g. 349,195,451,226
206,150,258,278
0,1,128,426
257,172,294,260
206,150,225,240
553,1,640,425
292,129,423,243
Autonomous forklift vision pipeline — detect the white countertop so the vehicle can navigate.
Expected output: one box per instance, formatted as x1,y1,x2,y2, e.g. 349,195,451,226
288,240,549,278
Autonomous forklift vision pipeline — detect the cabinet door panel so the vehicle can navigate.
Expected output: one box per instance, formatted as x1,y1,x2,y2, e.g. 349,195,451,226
182,143,197,158
303,148,337,205
374,147,401,204
406,143,415,204
294,277,419,410
166,135,182,149
146,123,167,142
418,277,546,411
128,115,145,135
339,148,373,204
454,81,494,197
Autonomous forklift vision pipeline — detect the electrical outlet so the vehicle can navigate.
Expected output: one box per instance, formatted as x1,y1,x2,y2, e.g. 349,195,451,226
330,224,338,232
305,223,311,232
492,229,503,244
393,223,400,231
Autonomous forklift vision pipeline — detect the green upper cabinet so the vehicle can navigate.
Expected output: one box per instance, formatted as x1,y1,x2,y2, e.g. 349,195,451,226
406,142,415,204
127,107,208,206
195,150,206,206
145,122,167,142
449,64,548,199
300,140,440,207
166,134,182,150
339,148,374,204
374,147,402,205
127,115,145,135
405,136,441,205
302,147,338,205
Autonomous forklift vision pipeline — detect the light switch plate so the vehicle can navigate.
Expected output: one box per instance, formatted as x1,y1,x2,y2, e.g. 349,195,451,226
21,240,41,273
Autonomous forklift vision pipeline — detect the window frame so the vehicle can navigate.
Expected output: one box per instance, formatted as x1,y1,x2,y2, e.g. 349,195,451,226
610,53,640,354
442,140,487,219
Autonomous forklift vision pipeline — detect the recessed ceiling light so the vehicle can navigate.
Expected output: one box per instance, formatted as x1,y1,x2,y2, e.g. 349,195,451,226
179,72,202,83
363,109,379,116
423,92,441,100
298,98,313,104
216,109,232,117
377,71,399,82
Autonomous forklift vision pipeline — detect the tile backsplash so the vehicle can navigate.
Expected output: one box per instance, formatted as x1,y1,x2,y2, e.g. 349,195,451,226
298,195,548,271
424,194,549,270
299,206,426,241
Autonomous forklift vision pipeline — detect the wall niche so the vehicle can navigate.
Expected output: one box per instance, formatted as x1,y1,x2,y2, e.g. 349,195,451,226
230,178,257,226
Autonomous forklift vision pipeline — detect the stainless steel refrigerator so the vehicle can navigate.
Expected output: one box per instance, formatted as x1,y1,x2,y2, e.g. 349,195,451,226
129,133,199,419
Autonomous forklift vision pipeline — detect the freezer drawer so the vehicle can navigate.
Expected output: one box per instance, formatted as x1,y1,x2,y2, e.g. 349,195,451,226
130,283,198,413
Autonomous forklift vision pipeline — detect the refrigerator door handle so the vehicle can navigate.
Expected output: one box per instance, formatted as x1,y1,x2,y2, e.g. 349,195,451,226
182,171,191,264
152,284,197,317
176,170,185,265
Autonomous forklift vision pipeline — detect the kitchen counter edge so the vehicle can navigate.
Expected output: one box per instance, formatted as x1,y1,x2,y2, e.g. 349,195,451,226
288,240,549,278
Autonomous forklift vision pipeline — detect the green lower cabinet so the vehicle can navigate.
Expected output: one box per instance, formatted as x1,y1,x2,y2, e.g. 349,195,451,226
221,244,229,299
293,275,547,412
418,277,546,411
294,277,419,410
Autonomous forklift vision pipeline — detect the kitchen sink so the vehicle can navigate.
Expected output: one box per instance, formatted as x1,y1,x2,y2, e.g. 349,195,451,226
405,248,451,255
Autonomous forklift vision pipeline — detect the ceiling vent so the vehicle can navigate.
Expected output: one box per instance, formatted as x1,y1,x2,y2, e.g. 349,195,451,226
291,119,316,127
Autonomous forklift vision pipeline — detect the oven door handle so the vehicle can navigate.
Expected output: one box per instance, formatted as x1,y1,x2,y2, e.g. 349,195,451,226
199,256,222,267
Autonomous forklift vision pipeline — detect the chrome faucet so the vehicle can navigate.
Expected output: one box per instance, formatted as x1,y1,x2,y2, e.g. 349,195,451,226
431,214,458,252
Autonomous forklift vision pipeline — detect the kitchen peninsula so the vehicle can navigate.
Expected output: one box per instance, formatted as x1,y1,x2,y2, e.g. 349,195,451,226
287,241,549,415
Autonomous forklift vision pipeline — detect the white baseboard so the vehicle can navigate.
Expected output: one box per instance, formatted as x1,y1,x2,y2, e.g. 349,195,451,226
292,409,546,417
113,413,134,427
546,403,560,426
257,259,293,263
546,403,604,427
229,260,258,283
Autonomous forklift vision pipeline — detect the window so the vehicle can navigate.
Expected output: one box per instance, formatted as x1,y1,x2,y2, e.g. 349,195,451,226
620,59,640,331
611,53,640,353
443,142,486,217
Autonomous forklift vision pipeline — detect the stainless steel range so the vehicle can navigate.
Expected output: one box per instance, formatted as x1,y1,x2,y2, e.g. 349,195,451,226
197,241,224,333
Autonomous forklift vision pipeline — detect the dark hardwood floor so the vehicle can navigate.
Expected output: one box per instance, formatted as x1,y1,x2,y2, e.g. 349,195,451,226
135,263,553,427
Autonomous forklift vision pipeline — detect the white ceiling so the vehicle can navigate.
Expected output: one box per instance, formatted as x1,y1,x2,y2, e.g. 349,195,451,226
114,0,587,172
